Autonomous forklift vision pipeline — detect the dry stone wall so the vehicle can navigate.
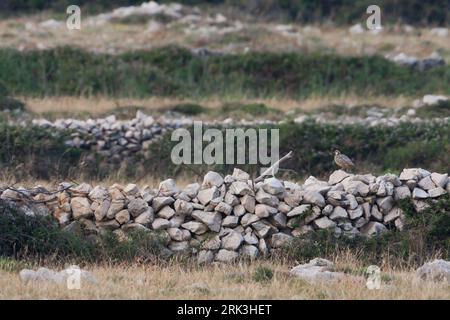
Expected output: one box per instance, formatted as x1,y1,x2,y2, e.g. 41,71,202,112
1,168,449,264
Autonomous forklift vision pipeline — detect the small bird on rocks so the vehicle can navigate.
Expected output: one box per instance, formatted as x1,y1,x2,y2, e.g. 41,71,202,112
334,149,355,171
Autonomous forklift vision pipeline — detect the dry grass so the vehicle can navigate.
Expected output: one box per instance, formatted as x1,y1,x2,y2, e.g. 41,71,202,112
1,258,449,299
22,94,414,117
1,14,449,59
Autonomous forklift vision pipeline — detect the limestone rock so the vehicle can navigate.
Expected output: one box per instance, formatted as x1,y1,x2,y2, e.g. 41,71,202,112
222,231,244,250
152,218,171,230
191,210,222,232
413,187,429,199
202,171,224,189
71,197,93,219
303,191,326,207
287,204,311,218
181,221,208,235
290,258,345,282
197,187,220,206
313,217,336,229
417,259,450,283
215,249,239,262
271,232,293,248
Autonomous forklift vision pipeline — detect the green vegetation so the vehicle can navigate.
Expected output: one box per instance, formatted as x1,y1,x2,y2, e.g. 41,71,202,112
144,120,450,179
283,194,450,268
0,119,84,180
415,100,450,118
0,82,25,112
252,266,274,282
1,47,449,99
0,119,447,181
170,103,207,116
0,199,169,264
1,0,448,26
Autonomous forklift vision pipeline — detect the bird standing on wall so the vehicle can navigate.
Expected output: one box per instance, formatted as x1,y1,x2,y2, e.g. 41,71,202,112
334,150,355,171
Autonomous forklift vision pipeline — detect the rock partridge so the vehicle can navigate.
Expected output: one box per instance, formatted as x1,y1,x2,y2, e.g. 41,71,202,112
334,150,355,171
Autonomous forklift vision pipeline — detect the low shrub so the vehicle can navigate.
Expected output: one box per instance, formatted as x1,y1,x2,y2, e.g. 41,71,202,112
252,266,274,282
283,195,450,268
0,199,169,264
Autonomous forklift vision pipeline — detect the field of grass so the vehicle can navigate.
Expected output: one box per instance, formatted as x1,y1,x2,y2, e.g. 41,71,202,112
0,47,449,99
0,1,449,301
1,259,450,300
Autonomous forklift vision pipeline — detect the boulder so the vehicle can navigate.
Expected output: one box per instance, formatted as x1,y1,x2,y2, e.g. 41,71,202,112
191,211,222,232
313,217,336,229
215,249,239,262
152,218,171,230
197,187,220,206
271,233,293,248
290,258,345,282
417,259,450,283
287,204,311,218
230,181,254,196
181,221,208,235
240,245,259,259
262,177,285,195
71,197,93,219
221,231,244,251
413,188,429,199
202,171,224,189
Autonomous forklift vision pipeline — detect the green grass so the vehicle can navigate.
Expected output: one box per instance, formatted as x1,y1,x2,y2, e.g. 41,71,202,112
0,47,449,99
143,120,450,179
252,266,274,282
0,118,447,181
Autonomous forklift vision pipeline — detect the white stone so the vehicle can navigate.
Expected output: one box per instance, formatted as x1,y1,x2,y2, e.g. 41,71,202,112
215,249,239,262
413,187,429,199
135,209,154,226
302,191,325,207
428,187,446,198
287,204,311,217
328,170,350,185
329,206,348,220
232,168,250,181
222,215,239,228
197,250,215,264
182,221,208,235
417,259,450,283
174,199,193,215
152,218,171,230
313,217,336,229
152,196,174,211
262,177,285,195
191,210,222,232
202,171,224,188
290,258,345,282
418,176,436,191
115,209,130,224
376,196,394,213
394,186,411,200
431,173,448,188
240,245,259,259
222,231,244,250
230,181,254,196
71,197,93,219
271,232,293,248
159,179,179,196
240,194,255,213
197,187,220,206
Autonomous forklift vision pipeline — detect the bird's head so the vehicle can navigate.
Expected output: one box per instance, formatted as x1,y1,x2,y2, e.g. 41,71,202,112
334,149,341,156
